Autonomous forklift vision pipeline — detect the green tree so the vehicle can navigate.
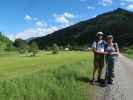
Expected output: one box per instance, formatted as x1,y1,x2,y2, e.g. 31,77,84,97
60,46,64,51
29,42,39,56
52,43,59,54
0,32,12,52
14,39,28,54
5,42,13,51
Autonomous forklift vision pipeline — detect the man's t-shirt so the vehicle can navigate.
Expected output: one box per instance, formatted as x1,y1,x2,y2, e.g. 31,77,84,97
92,40,107,53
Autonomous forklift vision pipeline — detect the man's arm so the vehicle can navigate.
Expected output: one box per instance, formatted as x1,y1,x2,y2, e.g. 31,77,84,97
92,41,97,53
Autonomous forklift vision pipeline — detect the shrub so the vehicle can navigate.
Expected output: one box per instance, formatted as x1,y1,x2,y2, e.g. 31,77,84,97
52,43,59,54
29,42,39,56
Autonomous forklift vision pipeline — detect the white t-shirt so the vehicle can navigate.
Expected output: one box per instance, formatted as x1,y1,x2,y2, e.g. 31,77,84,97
92,40,106,53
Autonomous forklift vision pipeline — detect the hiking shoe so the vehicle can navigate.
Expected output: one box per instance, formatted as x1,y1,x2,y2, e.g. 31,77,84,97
90,79,95,85
108,81,113,85
95,79,101,83
112,73,115,78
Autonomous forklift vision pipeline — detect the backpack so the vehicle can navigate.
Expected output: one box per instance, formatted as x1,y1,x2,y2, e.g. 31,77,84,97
105,43,118,52
113,43,118,52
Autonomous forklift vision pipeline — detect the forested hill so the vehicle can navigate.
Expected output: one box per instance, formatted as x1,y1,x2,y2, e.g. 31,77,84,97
31,8,133,49
0,32,12,51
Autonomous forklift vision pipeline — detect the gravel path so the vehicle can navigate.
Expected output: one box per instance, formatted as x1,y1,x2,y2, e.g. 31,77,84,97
95,54,133,100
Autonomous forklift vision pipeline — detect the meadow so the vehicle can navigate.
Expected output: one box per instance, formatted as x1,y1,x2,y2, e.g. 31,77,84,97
125,53,133,59
122,47,133,59
0,51,94,100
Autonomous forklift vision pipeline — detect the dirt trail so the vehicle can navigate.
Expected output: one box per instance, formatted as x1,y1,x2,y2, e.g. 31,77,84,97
94,54,133,100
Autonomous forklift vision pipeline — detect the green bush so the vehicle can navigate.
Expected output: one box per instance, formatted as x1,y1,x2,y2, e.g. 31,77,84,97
29,42,39,56
52,43,59,54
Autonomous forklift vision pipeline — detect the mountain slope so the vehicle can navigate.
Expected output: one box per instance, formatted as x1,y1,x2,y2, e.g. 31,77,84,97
31,8,133,49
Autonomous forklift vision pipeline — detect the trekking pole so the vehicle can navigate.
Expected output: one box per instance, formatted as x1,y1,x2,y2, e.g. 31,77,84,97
105,57,108,86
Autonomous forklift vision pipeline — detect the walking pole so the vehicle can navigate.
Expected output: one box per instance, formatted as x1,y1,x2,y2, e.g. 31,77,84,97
105,56,108,86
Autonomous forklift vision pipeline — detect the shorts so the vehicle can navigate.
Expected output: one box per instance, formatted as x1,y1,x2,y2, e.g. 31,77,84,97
94,54,105,69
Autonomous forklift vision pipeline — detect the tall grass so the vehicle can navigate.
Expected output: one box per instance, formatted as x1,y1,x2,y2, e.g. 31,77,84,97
0,51,94,100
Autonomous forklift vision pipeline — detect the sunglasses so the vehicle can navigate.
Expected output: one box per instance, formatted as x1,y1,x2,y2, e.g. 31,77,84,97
97,34,103,36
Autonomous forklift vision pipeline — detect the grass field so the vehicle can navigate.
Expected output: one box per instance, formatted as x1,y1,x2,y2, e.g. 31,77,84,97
122,48,133,59
125,53,133,59
0,51,94,100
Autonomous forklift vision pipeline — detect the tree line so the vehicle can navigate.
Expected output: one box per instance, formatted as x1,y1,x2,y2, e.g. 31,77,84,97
0,32,90,56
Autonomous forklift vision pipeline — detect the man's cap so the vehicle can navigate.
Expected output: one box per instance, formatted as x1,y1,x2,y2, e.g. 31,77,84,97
96,32,104,36
107,35,113,38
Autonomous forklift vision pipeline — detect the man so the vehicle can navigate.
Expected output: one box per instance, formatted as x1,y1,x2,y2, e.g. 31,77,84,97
91,32,107,83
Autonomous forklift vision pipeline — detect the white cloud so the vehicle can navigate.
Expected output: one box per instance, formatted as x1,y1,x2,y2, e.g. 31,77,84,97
54,14,69,24
63,12,75,18
100,0,112,6
120,2,126,6
120,0,133,7
126,4,133,10
90,15,97,18
24,14,32,21
53,12,75,24
14,18,59,40
15,19,74,40
121,0,133,2
87,6,95,10
13,12,75,40
15,25,58,40
35,21,47,27
7,34,15,41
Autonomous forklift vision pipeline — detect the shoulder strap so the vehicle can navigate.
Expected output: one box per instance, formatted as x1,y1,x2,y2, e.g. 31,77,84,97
96,41,98,50
113,43,118,52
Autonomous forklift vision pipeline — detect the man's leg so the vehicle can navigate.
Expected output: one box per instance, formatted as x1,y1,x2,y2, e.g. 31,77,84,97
98,57,104,81
92,63,98,81
98,67,102,81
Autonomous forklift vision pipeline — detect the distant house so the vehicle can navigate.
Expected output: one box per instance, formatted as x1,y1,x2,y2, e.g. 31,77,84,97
64,48,69,51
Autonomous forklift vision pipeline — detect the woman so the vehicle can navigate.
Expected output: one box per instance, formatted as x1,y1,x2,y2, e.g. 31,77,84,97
105,35,119,84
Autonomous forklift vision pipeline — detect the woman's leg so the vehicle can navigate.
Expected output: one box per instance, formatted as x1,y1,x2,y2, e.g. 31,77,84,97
107,58,114,84
112,58,115,77
107,64,113,82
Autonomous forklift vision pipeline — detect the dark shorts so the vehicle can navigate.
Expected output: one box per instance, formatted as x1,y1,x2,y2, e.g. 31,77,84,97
94,54,105,69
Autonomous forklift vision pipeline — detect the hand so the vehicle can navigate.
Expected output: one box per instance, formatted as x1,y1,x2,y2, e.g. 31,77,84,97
103,52,108,55
112,52,119,56
96,51,108,55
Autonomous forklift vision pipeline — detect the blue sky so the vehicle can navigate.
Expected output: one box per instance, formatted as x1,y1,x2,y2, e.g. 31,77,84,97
0,0,133,40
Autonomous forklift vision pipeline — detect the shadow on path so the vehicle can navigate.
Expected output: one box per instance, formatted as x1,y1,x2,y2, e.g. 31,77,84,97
76,77,90,83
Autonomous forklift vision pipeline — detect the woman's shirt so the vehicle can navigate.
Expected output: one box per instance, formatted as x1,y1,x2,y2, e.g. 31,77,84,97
106,45,115,54
105,43,119,59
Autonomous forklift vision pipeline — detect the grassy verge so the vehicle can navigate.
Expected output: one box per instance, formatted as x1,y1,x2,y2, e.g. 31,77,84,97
122,47,133,59
124,53,133,59
0,51,94,100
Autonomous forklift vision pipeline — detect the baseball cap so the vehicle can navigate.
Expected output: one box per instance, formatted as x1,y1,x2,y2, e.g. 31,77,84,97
96,32,104,36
